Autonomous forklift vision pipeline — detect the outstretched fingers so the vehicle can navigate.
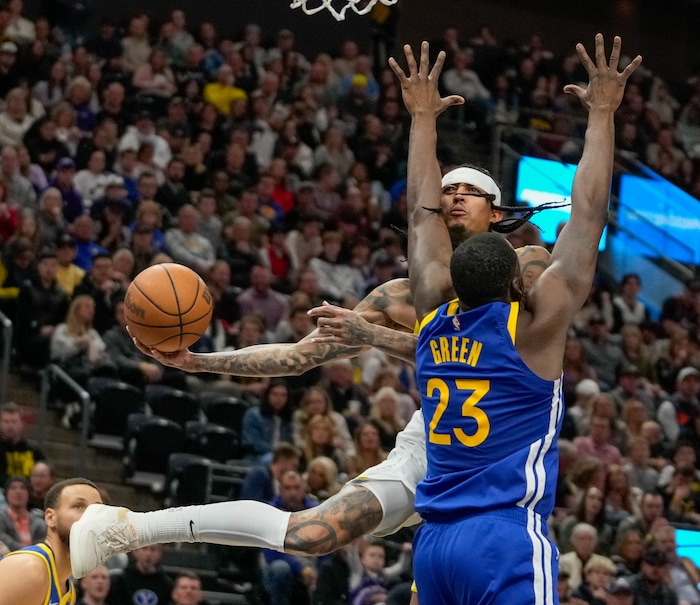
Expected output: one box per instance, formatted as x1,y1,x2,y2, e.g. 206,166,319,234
620,53,643,82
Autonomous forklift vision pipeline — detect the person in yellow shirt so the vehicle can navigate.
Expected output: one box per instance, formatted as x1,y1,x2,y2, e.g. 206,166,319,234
203,64,248,116
55,234,85,297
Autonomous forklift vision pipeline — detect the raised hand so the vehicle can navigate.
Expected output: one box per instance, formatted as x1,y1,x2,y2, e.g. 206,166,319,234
562,34,642,113
388,41,464,118
308,301,375,346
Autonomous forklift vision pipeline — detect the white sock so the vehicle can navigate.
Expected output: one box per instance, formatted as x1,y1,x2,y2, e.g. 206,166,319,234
127,502,290,551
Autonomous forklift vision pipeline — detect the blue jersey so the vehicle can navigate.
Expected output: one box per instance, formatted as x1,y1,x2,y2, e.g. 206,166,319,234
414,300,563,522
4,542,76,605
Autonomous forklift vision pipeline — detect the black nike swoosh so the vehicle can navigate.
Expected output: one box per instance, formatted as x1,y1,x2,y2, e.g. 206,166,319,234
189,520,195,540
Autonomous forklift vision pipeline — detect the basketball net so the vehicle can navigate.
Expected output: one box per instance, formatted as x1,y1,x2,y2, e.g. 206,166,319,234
290,0,398,21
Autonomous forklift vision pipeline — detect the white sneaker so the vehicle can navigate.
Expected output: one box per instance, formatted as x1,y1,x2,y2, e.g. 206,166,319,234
70,503,136,579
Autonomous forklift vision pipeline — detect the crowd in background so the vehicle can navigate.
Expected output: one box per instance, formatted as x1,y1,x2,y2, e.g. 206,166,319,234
0,3,698,604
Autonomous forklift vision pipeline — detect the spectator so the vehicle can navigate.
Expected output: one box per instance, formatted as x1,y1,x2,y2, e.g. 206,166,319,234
239,441,301,503
27,461,56,512
304,456,342,503
0,145,37,212
609,363,656,420
617,492,668,542
132,47,178,106
557,486,614,556
367,387,406,451
203,64,248,116
629,547,677,605
292,386,353,457
345,538,412,605
300,414,347,474
618,324,658,385
612,274,650,333
345,422,387,480
655,331,693,394
559,523,610,591
155,158,191,218
624,436,660,494
657,366,700,445
242,379,294,464
102,298,184,389
309,230,364,308
50,295,116,419
611,528,645,577
652,524,700,605
580,314,625,391
562,337,598,402
165,204,216,275
107,545,173,605
0,41,20,98
73,252,124,334
118,111,172,172
73,150,110,208
603,464,641,526
51,156,84,223
441,48,491,134
0,87,36,148
14,249,69,370
574,414,623,468
568,379,601,437
237,264,289,332
169,571,203,605
54,233,84,297
659,462,700,525
77,565,111,605
0,476,46,551
206,259,241,342
570,556,617,605
0,402,45,486
121,14,151,74
262,470,318,605
660,278,700,338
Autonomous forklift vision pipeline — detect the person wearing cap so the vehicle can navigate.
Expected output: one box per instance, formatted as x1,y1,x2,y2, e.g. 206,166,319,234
0,476,47,551
49,156,84,223
606,576,635,605
609,363,657,418
656,366,700,444
661,278,700,339
14,247,69,370
337,68,376,129
0,38,20,98
54,232,84,297
630,547,677,605
652,524,700,605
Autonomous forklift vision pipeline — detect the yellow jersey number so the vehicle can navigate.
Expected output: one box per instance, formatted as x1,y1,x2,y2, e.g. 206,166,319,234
427,378,491,447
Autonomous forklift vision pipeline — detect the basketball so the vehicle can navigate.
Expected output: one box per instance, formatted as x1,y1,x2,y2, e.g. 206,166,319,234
125,263,213,353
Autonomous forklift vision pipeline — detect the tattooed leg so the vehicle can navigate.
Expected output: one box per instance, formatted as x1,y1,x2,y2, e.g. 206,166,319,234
284,485,384,555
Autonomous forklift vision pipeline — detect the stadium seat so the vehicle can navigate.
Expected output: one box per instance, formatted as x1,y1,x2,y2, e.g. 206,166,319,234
145,384,202,427
198,394,249,433
87,378,145,449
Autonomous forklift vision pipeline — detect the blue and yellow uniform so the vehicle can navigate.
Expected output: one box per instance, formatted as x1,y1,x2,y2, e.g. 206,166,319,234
4,543,76,605
413,300,563,605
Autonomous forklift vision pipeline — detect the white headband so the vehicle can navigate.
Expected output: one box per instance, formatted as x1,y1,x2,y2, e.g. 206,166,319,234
441,167,501,207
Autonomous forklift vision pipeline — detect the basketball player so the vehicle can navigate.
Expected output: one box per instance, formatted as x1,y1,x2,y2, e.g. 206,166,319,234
68,60,553,581
395,36,640,604
0,478,103,605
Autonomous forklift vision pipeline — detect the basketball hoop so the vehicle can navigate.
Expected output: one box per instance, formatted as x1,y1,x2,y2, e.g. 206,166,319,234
290,0,398,21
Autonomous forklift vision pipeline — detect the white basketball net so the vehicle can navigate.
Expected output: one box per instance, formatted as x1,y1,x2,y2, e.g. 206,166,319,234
290,0,398,21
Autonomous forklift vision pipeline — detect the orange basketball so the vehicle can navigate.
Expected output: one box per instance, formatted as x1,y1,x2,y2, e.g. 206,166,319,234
125,263,213,353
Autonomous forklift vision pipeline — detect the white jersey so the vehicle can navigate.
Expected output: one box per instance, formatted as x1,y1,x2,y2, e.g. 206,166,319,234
346,409,427,535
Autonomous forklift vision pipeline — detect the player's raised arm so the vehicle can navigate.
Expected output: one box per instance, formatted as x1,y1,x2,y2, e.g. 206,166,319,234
389,42,463,321
531,35,642,324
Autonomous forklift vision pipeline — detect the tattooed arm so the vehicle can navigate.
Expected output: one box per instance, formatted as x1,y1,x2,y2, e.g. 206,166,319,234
309,302,418,364
283,485,384,555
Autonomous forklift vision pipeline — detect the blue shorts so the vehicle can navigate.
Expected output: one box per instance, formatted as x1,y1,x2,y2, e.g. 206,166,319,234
413,509,559,605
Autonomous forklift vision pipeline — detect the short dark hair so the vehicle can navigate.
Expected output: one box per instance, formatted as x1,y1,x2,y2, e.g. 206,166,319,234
44,477,99,510
174,570,201,586
450,233,518,310
271,442,301,463
0,401,21,415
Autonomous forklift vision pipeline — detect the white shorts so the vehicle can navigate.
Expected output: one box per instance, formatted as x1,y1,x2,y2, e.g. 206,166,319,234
346,409,427,536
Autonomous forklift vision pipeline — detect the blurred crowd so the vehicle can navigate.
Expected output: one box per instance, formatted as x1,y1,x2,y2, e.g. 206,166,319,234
0,3,698,604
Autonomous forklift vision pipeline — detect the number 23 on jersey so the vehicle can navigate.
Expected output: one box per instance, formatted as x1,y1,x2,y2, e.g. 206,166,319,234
427,378,491,447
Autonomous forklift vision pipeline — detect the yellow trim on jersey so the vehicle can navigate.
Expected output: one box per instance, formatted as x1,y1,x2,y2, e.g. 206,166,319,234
411,580,418,593
507,301,519,344
417,299,460,334
5,544,76,605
